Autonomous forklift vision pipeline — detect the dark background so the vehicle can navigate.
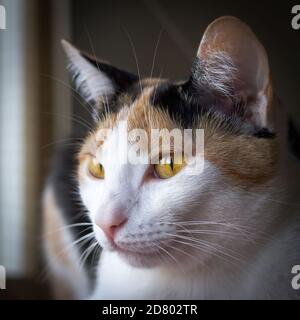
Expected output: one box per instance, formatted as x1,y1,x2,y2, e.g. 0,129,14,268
72,0,300,128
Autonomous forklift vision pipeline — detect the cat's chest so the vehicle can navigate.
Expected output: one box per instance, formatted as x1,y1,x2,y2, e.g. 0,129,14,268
91,252,165,299
90,251,198,299
90,251,240,299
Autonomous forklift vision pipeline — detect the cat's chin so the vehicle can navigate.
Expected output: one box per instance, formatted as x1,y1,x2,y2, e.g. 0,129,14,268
115,248,162,268
98,235,172,268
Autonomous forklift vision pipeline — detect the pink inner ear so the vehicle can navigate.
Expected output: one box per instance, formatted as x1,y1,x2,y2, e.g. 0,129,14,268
195,16,272,128
198,16,269,98
211,96,236,116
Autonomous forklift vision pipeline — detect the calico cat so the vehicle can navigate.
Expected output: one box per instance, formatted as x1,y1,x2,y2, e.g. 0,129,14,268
43,16,300,299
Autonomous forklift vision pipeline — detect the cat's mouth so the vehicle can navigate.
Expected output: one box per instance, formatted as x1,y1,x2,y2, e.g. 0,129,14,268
95,225,176,266
114,245,163,267
111,239,170,267
113,241,161,255
116,246,158,256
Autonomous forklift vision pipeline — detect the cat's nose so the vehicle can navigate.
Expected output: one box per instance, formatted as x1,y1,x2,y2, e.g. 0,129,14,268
95,208,127,241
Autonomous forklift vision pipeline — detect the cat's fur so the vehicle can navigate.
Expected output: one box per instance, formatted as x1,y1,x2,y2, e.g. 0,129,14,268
43,16,300,299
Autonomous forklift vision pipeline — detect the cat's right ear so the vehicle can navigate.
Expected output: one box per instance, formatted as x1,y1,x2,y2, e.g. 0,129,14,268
61,40,138,107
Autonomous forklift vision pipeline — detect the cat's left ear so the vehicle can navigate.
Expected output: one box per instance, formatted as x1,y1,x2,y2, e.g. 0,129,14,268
61,40,138,106
190,16,273,129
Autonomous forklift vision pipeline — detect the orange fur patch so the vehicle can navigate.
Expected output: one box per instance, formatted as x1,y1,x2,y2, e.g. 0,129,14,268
205,132,278,187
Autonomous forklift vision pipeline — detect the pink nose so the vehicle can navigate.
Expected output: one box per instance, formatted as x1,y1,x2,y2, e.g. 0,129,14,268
96,209,127,240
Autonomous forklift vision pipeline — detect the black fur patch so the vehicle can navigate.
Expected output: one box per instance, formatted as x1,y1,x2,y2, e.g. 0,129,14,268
288,120,300,158
150,80,211,128
253,128,276,139
83,53,138,93
47,138,99,285
150,80,276,139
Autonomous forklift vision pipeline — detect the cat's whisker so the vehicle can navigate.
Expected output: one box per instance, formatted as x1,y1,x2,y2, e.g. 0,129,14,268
150,30,162,79
91,242,102,267
152,67,164,103
68,209,91,222
194,237,246,261
176,228,247,237
153,242,187,276
42,230,96,283
157,221,260,242
175,220,259,235
164,242,199,262
103,94,111,119
85,24,101,74
43,111,94,132
165,232,245,264
123,28,143,94
168,237,241,268
43,222,93,237
211,179,300,208
41,203,94,283
42,77,110,128
164,219,268,244
164,220,255,237
168,238,212,258
42,74,95,119
41,138,85,150
167,221,194,236
57,231,95,257
155,245,171,268
84,24,114,122
179,221,272,241
79,241,99,271
242,187,300,208
175,228,268,245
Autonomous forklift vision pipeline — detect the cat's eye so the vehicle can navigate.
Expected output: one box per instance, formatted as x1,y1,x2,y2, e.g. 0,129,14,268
88,158,105,179
154,156,186,179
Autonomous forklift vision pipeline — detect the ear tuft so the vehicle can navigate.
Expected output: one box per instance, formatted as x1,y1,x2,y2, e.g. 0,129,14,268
61,39,115,105
191,16,272,128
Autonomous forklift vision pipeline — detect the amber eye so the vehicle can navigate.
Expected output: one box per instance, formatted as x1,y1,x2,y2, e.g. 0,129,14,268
154,155,186,179
88,158,105,179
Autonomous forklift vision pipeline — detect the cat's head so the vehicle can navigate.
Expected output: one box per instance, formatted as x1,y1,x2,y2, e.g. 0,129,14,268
63,17,281,270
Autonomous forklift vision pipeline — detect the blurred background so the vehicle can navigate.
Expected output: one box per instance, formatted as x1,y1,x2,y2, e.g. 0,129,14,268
0,0,299,299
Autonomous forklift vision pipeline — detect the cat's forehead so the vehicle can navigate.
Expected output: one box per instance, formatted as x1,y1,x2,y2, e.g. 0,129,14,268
96,79,180,133
108,77,212,130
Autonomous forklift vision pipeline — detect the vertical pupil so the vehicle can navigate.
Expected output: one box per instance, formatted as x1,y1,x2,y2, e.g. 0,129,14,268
170,157,173,171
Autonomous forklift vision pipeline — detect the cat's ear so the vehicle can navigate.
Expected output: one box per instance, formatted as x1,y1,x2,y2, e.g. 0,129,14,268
61,40,138,106
191,16,272,128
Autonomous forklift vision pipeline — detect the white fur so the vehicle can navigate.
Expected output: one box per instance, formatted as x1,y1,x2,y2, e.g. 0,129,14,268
194,51,239,98
61,40,115,104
